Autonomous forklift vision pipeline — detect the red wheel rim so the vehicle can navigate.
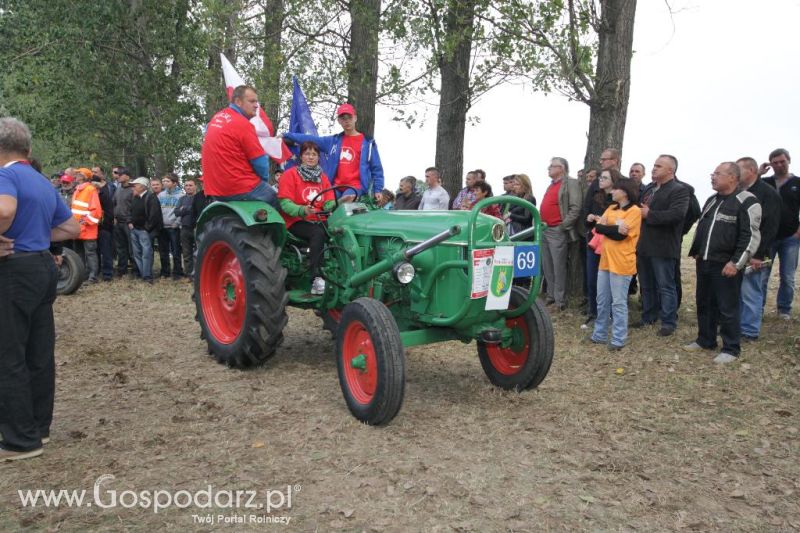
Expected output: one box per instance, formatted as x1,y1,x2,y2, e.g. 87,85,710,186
486,316,530,375
199,241,246,344
341,320,378,404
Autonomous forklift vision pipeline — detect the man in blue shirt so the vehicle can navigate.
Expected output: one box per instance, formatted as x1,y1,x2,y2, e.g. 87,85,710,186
0,117,80,462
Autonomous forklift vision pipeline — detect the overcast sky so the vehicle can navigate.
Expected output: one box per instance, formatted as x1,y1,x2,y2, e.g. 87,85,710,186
371,0,800,204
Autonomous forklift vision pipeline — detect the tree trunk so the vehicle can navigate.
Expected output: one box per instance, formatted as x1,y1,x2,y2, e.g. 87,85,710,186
434,0,476,198
262,0,285,127
582,0,636,171
572,0,636,303
347,0,381,138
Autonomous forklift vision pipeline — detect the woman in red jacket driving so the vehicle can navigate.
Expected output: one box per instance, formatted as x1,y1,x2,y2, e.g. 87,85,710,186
278,141,335,295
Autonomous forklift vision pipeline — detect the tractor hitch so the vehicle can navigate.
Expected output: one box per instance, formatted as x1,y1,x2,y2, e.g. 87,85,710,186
479,328,502,344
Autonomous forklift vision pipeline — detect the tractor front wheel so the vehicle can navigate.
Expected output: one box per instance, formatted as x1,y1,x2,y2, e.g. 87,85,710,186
336,298,405,425
194,216,288,368
477,286,554,390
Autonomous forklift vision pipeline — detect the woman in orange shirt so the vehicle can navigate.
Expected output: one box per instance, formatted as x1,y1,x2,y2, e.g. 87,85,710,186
589,179,642,350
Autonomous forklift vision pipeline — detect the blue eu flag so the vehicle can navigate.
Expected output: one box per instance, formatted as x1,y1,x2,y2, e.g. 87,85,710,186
286,76,327,170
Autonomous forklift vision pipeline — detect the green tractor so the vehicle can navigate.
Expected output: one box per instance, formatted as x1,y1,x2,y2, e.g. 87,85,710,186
194,188,553,425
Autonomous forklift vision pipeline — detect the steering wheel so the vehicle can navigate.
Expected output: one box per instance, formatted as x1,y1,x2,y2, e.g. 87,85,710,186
308,185,361,216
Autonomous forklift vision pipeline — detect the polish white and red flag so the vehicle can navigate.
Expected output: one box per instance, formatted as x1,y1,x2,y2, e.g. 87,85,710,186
220,54,291,163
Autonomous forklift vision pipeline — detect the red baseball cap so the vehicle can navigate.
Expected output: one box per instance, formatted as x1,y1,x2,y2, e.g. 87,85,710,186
60,175,75,183
336,103,356,117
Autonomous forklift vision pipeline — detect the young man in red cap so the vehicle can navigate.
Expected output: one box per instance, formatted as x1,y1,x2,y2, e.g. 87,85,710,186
282,103,384,198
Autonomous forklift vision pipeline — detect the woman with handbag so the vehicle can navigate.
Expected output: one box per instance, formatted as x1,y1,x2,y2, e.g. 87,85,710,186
589,178,642,350
582,168,622,328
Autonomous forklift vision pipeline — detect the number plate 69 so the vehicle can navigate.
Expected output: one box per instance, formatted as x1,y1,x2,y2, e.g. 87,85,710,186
513,245,540,277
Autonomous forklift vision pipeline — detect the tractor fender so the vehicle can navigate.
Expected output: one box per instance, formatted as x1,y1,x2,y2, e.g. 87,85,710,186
196,201,287,248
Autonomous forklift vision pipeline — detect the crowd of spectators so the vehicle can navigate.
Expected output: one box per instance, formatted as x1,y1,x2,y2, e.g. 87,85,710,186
50,166,207,284
43,145,800,367
567,147,796,364
394,147,796,364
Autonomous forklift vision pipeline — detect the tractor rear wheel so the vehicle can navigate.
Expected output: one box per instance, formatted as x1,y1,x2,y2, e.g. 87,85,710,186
477,286,554,390
336,298,405,425
194,216,288,368
57,247,85,296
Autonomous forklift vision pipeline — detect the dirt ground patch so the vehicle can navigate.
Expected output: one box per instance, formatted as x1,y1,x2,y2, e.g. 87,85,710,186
1,263,799,531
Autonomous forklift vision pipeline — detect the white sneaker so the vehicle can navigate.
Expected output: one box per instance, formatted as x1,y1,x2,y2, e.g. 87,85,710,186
713,352,737,364
311,277,326,295
779,313,792,321
0,445,43,462
682,342,704,352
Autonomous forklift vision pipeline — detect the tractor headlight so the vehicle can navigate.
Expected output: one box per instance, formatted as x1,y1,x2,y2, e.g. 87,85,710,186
492,222,505,242
393,262,416,284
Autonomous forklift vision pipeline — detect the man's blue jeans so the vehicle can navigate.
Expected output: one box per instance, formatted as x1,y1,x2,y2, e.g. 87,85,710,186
98,228,114,280
214,181,277,208
592,270,632,347
637,255,678,329
158,227,183,277
131,228,154,280
762,234,799,314
741,268,768,338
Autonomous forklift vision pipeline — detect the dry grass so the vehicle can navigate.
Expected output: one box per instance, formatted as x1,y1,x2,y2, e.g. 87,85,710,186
1,261,799,531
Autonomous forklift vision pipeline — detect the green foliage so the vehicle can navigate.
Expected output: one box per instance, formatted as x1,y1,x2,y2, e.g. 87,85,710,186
493,0,599,103
0,0,207,176
0,0,599,176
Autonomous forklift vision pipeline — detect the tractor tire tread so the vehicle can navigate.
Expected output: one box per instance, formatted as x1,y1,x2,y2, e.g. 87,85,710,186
194,216,288,369
336,298,405,425
477,286,554,391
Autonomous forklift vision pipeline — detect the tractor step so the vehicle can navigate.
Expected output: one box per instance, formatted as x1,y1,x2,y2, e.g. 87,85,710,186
287,289,322,304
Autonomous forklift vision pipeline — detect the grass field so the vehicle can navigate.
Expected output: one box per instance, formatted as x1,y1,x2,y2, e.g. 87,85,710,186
0,258,798,531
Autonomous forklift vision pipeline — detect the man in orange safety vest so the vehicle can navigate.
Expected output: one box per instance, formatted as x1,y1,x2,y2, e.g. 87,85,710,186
71,167,103,282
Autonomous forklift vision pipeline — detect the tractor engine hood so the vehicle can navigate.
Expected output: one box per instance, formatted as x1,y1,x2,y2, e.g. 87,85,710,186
329,208,505,245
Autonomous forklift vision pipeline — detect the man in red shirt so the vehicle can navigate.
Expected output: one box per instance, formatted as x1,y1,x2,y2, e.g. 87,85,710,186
201,85,277,207
540,157,582,311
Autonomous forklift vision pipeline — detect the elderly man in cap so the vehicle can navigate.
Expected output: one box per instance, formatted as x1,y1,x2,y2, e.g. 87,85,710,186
128,177,162,284
58,173,76,206
283,103,384,199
